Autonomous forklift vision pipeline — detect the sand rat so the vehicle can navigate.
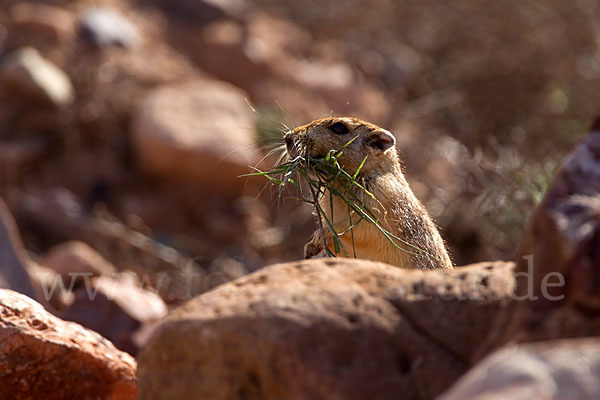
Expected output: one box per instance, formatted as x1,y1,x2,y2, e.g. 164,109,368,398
283,117,453,270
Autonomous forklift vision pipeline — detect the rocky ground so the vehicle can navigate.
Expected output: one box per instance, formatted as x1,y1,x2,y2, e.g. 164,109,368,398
1,0,600,399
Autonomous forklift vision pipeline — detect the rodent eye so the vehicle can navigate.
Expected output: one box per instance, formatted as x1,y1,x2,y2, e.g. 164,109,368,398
328,122,349,135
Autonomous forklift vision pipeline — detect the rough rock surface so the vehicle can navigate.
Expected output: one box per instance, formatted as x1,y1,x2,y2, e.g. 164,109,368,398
131,79,258,195
439,338,600,400
479,123,600,354
138,258,514,400
61,276,168,355
0,289,137,399
42,241,116,281
0,199,37,300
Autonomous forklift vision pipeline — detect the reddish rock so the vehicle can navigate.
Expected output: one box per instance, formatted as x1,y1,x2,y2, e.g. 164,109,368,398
131,79,259,195
9,3,76,41
166,20,269,93
244,12,391,122
282,58,391,121
61,276,168,355
245,11,312,64
42,241,116,281
147,0,261,92
440,338,600,400
480,123,600,354
0,289,137,399
27,261,73,311
138,259,514,400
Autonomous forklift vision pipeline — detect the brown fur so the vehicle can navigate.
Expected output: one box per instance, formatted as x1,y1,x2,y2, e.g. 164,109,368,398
284,117,453,270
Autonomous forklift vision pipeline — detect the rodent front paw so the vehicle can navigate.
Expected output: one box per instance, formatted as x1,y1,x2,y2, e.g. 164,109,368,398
304,232,324,259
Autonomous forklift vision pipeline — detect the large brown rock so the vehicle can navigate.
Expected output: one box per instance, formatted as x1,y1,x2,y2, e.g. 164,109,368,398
480,122,600,354
439,338,600,400
0,289,137,399
138,259,514,400
131,79,259,195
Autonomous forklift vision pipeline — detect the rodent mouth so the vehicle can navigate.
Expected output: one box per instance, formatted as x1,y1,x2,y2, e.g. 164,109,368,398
285,134,317,159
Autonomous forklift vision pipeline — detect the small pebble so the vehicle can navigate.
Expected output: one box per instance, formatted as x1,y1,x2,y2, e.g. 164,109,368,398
0,47,74,106
80,7,139,48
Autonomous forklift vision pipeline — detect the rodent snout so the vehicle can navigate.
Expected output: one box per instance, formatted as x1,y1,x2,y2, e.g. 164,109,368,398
284,133,294,151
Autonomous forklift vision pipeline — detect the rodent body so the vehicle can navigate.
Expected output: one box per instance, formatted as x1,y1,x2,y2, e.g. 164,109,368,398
284,117,453,270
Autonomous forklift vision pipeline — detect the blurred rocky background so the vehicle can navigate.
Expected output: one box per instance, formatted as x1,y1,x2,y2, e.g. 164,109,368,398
2,0,599,279
1,0,600,399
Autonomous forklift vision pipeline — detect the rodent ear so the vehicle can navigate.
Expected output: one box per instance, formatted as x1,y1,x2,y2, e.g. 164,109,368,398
366,130,396,154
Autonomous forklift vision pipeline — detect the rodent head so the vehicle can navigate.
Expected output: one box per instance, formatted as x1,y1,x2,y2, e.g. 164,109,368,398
284,117,398,175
